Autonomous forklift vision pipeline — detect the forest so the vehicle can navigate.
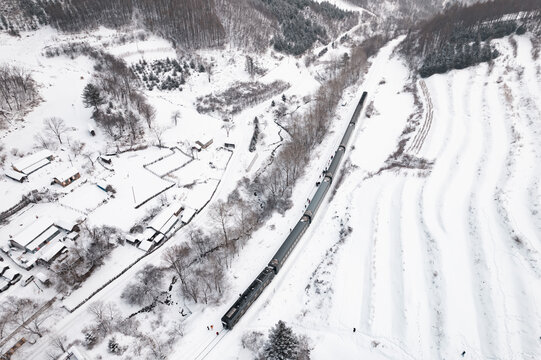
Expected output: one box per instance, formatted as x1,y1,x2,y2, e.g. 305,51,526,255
400,0,541,77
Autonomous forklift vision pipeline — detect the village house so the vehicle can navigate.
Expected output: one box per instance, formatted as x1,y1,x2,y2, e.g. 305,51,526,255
11,149,54,175
4,169,28,183
54,168,81,187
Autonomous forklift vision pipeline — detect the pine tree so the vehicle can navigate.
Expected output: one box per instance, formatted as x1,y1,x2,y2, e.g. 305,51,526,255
82,83,104,110
262,320,300,360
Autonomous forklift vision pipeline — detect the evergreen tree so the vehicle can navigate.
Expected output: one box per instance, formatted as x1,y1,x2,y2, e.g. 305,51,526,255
82,83,104,110
262,320,300,360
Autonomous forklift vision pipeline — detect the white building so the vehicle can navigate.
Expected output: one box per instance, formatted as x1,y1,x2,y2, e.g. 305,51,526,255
11,149,53,175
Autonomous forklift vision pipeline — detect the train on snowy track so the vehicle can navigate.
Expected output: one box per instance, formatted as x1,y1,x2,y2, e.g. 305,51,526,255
221,91,368,330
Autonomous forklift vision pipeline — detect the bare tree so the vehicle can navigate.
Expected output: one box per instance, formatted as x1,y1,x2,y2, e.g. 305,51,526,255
210,199,232,247
222,122,234,137
3,297,54,338
153,126,166,147
44,117,68,145
140,102,156,129
162,244,192,285
171,110,181,126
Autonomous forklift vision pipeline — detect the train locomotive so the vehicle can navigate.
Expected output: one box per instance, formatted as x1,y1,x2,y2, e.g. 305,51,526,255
221,91,368,330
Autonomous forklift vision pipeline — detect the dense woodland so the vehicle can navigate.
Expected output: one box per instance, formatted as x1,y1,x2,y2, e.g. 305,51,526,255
400,0,541,77
1,0,356,54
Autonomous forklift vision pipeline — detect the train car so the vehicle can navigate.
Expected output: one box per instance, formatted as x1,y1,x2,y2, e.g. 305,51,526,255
221,266,275,329
268,219,310,273
303,178,332,222
221,91,368,330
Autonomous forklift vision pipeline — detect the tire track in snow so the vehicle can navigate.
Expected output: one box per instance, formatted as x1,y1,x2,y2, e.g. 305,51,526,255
465,67,503,358
495,79,541,278
409,79,433,155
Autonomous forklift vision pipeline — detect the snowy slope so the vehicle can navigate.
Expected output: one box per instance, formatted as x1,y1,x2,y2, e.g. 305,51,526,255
194,34,541,360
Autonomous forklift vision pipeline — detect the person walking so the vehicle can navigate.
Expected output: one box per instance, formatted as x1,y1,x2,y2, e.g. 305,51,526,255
207,326,209,330
353,328,356,333
216,331,219,336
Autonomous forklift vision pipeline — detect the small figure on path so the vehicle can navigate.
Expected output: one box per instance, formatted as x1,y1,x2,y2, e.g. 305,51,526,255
211,325,214,330
207,326,209,330
353,328,356,333
216,331,219,336
461,351,466,357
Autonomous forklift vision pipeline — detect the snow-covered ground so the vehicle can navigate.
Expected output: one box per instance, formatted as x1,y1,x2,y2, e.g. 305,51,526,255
204,34,541,360
1,6,540,359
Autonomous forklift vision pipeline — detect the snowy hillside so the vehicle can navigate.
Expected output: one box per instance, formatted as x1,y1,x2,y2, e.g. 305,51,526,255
0,0,540,359
209,34,541,359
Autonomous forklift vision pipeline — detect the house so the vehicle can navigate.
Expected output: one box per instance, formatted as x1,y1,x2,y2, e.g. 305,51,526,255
4,169,28,183
146,203,182,239
9,218,59,253
38,242,67,266
11,149,54,175
54,168,81,187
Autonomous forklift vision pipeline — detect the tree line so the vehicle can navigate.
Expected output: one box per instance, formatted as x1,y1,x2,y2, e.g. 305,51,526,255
400,0,541,77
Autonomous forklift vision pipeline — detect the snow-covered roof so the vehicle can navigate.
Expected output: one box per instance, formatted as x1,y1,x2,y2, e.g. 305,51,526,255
142,228,156,241
153,233,165,244
39,241,67,263
25,226,61,252
181,207,196,223
138,239,153,251
4,168,27,181
12,218,55,248
35,272,49,283
54,167,80,182
11,149,53,174
147,203,181,234
55,217,81,232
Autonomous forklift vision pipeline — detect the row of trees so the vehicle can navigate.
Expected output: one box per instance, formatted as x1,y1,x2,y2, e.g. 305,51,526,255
0,65,39,125
196,80,290,116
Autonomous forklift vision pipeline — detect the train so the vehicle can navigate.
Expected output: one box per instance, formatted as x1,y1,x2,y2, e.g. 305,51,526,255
221,91,368,330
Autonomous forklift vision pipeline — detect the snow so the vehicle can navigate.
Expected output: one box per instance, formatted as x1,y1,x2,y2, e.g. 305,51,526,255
1,13,539,360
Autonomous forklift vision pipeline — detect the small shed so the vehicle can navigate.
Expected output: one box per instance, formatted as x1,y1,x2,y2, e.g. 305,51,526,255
224,143,235,149
54,168,81,187
35,272,50,285
196,139,213,149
